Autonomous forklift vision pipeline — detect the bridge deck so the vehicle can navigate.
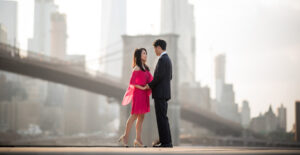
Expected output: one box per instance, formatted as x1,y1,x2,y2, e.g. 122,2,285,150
0,146,300,155
0,43,246,136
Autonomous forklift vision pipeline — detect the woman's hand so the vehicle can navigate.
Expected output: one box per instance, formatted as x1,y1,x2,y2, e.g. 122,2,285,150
142,85,150,90
134,85,146,90
140,86,146,90
143,85,148,90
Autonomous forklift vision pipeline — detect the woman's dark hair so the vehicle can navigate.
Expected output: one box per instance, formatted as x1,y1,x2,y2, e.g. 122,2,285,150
153,39,167,50
132,48,150,72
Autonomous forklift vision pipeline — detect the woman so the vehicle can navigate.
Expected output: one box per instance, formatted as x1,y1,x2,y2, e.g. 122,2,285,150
119,48,153,147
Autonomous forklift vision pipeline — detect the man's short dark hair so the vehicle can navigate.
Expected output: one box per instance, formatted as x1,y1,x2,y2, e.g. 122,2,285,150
153,39,167,50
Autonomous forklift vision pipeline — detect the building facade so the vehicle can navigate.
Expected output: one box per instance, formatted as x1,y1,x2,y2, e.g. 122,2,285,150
0,0,18,46
249,105,286,134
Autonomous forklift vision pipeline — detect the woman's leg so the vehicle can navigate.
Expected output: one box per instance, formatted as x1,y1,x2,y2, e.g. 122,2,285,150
123,114,138,143
136,114,145,143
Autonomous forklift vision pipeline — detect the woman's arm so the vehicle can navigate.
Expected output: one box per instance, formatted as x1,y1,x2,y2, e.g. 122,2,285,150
134,85,146,90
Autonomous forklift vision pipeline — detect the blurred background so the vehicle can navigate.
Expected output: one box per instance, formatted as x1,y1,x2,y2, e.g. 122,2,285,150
0,0,300,146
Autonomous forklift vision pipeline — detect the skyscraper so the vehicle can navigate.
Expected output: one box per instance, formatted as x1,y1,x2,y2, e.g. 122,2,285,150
0,24,8,44
26,1,66,134
28,0,58,55
161,0,196,85
0,0,17,46
241,100,251,128
214,54,240,123
50,12,67,58
27,0,65,104
277,104,287,132
215,54,226,102
100,0,127,77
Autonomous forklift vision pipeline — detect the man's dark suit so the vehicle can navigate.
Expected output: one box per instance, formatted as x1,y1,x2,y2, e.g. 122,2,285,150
148,53,172,145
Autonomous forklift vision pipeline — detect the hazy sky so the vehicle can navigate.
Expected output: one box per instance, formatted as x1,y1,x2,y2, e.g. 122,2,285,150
15,0,300,131
193,0,300,132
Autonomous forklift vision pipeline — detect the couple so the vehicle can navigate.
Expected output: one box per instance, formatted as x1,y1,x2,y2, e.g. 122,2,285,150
119,39,173,148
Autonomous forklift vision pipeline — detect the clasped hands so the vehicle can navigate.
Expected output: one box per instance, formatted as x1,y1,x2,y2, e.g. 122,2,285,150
141,84,150,90
134,84,150,90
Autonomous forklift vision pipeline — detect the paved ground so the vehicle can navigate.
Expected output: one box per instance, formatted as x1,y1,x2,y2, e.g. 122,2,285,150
1,146,300,155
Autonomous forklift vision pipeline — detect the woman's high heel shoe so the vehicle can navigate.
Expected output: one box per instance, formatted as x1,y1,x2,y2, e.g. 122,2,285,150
118,135,128,147
134,139,145,147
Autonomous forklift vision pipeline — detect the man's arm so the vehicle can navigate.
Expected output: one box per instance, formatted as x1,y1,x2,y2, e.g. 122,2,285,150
147,58,167,89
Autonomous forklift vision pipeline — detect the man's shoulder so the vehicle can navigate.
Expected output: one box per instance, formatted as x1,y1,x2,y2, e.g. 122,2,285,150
160,53,170,59
160,54,171,62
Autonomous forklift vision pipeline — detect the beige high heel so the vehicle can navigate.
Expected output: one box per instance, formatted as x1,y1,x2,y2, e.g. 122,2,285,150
118,135,128,147
134,139,145,147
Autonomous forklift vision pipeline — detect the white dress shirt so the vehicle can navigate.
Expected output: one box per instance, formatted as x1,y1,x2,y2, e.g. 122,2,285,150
159,51,167,59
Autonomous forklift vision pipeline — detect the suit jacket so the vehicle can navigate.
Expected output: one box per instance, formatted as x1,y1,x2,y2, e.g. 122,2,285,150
148,53,172,101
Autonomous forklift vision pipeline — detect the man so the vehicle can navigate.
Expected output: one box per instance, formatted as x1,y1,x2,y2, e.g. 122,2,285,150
145,39,173,148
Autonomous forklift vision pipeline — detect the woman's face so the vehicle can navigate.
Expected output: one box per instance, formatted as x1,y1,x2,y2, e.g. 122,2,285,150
141,50,147,62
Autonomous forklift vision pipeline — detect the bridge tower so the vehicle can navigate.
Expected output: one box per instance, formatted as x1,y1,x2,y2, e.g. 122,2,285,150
120,34,180,146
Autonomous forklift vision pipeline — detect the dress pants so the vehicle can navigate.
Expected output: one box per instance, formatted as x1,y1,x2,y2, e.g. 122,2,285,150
154,98,172,144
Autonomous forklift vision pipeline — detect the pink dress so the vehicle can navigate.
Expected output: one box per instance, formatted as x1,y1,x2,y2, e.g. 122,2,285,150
122,70,153,114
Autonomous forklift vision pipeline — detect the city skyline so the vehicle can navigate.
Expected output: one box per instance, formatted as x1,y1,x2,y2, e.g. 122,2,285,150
11,0,300,132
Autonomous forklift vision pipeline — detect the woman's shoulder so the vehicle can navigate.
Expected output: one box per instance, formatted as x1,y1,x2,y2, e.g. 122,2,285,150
132,66,151,73
133,66,141,72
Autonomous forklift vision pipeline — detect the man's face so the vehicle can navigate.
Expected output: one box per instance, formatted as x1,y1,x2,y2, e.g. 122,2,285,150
154,46,160,56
